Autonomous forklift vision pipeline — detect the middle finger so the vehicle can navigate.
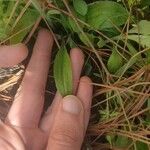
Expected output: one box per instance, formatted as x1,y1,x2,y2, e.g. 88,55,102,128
40,48,84,133
6,29,54,127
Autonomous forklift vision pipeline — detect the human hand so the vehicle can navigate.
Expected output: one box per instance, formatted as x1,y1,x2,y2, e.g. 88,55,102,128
0,29,93,150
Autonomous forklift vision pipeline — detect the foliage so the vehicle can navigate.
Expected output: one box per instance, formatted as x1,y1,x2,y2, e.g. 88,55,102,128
0,0,39,44
107,47,124,73
54,47,73,96
73,0,88,16
86,1,128,30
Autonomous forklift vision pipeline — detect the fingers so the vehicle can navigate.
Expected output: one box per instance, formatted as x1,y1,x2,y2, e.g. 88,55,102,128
6,29,54,127
47,95,84,150
0,44,28,67
40,48,84,133
70,48,84,94
47,77,92,150
77,76,93,129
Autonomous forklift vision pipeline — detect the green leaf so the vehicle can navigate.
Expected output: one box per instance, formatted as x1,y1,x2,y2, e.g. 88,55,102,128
115,135,129,148
47,9,61,16
126,42,143,63
128,35,150,48
128,0,141,6
146,98,150,122
0,20,8,40
136,141,149,150
4,1,15,17
127,20,150,48
129,20,150,35
107,48,124,73
79,32,94,46
106,135,114,145
145,49,150,64
141,0,150,6
115,34,150,48
67,7,85,33
115,56,137,76
84,61,92,76
97,37,106,48
68,17,80,33
86,1,128,30
73,0,88,16
10,8,39,44
0,1,4,15
31,0,44,16
126,42,139,55
54,47,73,96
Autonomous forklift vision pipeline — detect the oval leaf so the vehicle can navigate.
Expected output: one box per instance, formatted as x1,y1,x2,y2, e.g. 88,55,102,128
73,0,88,16
10,8,39,44
86,1,128,30
54,47,73,96
129,20,150,35
68,17,80,33
79,32,94,46
128,35,150,48
107,48,124,73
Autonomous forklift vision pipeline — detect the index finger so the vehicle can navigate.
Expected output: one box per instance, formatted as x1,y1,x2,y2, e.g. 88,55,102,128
6,29,54,127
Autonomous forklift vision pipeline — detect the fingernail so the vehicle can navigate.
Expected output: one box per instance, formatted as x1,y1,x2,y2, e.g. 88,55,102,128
62,95,82,115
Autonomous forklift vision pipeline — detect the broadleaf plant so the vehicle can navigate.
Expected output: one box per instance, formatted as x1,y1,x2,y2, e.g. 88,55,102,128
127,20,150,48
73,0,88,16
10,8,39,44
86,1,128,30
107,48,124,73
0,0,39,44
54,47,73,96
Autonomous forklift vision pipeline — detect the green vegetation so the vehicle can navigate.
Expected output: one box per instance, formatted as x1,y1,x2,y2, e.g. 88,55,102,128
0,1,39,43
0,0,150,149
54,47,73,96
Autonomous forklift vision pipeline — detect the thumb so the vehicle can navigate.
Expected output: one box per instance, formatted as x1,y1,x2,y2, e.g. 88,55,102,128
0,43,28,67
47,95,85,150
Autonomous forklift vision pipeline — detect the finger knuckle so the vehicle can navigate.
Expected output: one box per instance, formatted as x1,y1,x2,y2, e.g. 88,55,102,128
50,126,81,147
